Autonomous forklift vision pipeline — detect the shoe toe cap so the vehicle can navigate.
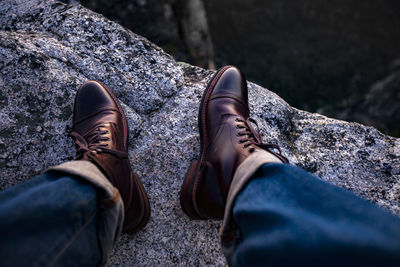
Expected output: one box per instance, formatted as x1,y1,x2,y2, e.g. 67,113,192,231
74,81,117,121
212,66,248,102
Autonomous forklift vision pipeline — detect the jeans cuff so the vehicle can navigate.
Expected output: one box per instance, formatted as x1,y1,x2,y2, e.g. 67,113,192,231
46,160,120,207
219,150,283,261
46,160,124,265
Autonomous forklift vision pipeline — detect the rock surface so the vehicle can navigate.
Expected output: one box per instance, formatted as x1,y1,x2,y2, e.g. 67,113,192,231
77,0,215,68
0,0,399,266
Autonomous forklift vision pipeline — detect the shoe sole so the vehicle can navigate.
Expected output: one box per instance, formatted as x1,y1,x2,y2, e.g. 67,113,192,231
88,81,151,233
180,66,234,219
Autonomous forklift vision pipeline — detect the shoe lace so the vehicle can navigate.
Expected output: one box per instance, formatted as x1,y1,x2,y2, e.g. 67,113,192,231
70,123,128,160
235,117,289,163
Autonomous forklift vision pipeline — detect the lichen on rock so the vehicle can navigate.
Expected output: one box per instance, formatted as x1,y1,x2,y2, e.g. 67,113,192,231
0,0,399,266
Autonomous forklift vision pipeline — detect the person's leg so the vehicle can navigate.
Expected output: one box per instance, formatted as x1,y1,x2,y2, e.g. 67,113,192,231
180,65,400,265
0,160,124,267
227,162,400,266
0,80,152,266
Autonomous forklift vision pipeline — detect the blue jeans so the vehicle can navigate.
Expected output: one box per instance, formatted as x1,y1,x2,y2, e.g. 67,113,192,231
0,167,124,267
231,163,400,266
1,163,399,266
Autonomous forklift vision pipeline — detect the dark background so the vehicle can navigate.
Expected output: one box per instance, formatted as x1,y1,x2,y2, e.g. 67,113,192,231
75,0,400,137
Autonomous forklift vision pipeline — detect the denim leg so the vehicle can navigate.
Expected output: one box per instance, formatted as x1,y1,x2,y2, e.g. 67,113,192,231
0,162,124,267
231,163,400,266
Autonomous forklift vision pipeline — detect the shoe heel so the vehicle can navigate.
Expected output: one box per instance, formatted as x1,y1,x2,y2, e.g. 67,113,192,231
180,160,225,219
180,160,204,219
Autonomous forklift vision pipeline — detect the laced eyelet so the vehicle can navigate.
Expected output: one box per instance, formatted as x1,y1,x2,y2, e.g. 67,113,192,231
235,118,240,122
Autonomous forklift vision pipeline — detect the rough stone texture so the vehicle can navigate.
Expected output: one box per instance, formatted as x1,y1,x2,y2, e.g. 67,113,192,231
0,0,399,266
76,0,215,68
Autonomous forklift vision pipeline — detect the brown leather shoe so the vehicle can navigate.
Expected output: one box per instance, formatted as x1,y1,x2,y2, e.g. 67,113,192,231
180,66,288,220
70,81,150,233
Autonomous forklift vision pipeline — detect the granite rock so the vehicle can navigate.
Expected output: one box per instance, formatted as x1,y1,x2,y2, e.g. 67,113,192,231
76,0,215,68
0,0,399,266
